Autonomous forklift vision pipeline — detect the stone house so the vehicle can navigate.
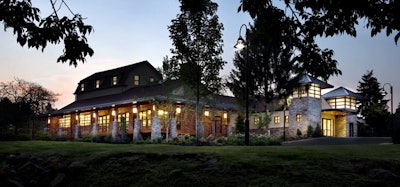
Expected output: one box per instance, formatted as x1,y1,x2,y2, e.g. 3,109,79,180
253,75,364,137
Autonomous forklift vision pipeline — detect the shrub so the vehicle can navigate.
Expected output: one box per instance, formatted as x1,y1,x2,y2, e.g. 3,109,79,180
296,129,302,138
307,125,314,137
313,124,322,137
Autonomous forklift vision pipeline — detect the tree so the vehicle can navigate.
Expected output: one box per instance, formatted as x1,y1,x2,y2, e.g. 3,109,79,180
168,0,226,139
159,55,179,80
0,78,59,115
0,0,93,66
238,0,400,44
227,3,341,115
357,70,389,135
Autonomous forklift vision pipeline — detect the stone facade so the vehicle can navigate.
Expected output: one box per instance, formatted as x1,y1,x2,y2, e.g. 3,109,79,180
288,97,322,137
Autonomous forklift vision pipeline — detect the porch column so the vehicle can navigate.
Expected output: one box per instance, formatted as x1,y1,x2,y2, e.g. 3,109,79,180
151,116,161,140
211,120,216,137
74,124,79,139
227,125,232,136
170,118,177,139
58,126,62,137
133,118,142,141
111,108,118,141
112,121,118,141
91,111,98,136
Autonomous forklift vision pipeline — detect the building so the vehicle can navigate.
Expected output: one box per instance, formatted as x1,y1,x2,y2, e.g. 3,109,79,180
254,75,364,138
46,61,237,140
46,61,364,140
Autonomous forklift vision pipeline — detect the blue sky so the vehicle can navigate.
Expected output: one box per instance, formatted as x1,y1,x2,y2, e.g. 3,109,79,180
0,0,399,112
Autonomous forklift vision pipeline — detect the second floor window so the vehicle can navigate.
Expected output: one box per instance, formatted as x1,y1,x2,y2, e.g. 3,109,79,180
113,76,118,85
134,75,140,86
95,80,100,88
274,116,280,124
296,114,302,122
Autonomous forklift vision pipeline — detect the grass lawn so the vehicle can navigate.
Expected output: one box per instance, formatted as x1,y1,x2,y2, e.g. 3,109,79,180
1,141,400,186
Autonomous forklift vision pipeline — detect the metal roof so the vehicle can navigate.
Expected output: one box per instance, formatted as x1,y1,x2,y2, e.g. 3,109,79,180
323,87,364,99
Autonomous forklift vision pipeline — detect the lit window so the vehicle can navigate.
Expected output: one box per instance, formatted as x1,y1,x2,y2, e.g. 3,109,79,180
113,76,118,85
58,115,71,128
134,75,140,86
285,115,289,123
98,115,110,132
149,77,154,83
96,80,100,88
296,114,302,122
274,116,280,124
254,117,260,126
118,113,130,123
140,110,152,127
79,113,91,126
81,83,85,91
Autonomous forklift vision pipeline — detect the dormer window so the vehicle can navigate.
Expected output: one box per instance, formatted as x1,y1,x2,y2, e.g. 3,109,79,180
149,77,154,83
112,76,118,85
81,83,85,91
95,80,100,88
134,75,140,86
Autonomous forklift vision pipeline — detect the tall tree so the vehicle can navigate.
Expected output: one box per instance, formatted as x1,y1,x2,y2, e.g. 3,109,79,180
357,70,389,135
227,4,341,111
0,0,93,66
168,0,226,139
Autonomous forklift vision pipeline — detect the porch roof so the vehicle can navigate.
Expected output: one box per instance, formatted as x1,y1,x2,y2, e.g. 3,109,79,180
52,79,237,115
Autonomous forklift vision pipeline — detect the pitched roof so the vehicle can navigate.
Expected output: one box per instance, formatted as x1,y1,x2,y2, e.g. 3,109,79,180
74,61,162,94
297,74,334,89
323,87,364,99
54,79,237,115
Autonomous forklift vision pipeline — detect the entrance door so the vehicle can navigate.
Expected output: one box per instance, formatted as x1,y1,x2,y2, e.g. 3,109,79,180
322,118,333,136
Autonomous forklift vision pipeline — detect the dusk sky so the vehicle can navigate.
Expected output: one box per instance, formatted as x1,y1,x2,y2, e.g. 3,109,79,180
1,0,399,112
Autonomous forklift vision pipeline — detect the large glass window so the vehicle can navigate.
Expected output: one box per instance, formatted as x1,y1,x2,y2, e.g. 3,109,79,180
79,113,91,126
59,115,71,128
140,110,152,127
98,115,110,132
322,118,333,136
327,96,357,110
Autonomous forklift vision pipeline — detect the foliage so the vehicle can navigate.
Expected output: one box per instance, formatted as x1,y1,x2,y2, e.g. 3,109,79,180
234,113,245,134
296,129,302,138
228,1,341,108
0,0,94,66
253,111,272,129
0,78,59,115
307,125,314,137
357,70,390,135
313,124,322,137
239,0,400,44
215,133,281,146
168,0,226,139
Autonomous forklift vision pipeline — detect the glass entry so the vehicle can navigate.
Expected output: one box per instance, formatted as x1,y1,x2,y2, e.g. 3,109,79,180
322,118,333,136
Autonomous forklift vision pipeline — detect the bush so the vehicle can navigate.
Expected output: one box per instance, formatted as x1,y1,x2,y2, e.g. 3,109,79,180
215,134,281,146
307,125,314,137
296,129,302,138
313,124,322,137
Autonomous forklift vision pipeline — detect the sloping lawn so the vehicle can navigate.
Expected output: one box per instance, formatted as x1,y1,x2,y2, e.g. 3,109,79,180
1,141,399,186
